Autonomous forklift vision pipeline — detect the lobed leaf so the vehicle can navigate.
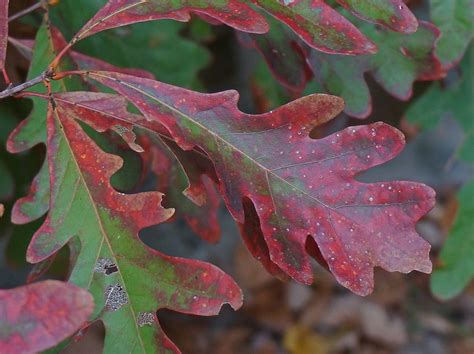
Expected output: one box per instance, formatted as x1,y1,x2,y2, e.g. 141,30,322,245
74,0,269,40
71,0,383,56
7,24,84,225
0,280,94,353
7,24,149,225
26,98,242,352
250,0,376,54
81,71,435,296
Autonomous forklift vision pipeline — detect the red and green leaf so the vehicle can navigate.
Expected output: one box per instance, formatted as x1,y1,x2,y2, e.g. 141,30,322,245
74,71,435,296
7,24,84,224
0,280,94,353
250,0,376,54
49,91,222,243
74,0,269,40
307,20,444,118
69,0,424,56
26,98,242,352
8,24,150,225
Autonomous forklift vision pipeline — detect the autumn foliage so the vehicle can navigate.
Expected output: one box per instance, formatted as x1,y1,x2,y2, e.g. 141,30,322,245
0,0,472,353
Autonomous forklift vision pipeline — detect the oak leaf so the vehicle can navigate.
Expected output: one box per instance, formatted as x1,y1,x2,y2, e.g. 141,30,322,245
67,72,435,295
0,280,94,353
71,0,422,56
25,98,242,353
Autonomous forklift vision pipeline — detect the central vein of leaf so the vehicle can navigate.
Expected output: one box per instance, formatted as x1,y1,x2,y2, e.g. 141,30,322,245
52,108,146,352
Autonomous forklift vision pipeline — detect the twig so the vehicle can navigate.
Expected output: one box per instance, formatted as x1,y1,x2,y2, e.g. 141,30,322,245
8,2,43,23
0,71,47,99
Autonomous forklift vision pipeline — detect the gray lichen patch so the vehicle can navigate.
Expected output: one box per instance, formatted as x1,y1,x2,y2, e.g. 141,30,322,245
104,283,128,311
95,258,119,275
137,312,156,327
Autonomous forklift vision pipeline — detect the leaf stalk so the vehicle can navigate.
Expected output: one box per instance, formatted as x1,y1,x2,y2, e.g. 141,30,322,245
0,70,50,99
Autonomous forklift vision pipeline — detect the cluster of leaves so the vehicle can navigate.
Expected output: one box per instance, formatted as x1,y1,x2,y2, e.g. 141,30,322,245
0,0,471,352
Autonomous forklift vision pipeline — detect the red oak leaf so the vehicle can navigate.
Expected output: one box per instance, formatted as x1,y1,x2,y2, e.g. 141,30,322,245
0,280,94,353
71,0,376,56
76,71,435,295
75,0,269,40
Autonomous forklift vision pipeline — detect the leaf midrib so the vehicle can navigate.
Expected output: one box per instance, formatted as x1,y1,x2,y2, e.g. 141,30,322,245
52,108,146,353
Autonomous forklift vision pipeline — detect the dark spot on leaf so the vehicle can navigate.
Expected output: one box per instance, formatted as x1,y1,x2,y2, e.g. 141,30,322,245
95,258,118,275
105,264,119,275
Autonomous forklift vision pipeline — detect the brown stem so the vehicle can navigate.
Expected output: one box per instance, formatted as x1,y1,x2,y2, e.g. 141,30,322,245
0,71,48,99
8,2,43,22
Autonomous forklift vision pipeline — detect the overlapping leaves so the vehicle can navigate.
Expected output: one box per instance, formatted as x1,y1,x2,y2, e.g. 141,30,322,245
243,12,444,118
1,1,452,352
66,0,420,56
7,24,84,224
6,20,241,352
24,97,242,352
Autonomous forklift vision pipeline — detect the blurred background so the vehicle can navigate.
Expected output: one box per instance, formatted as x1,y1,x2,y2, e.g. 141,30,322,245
1,0,473,353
